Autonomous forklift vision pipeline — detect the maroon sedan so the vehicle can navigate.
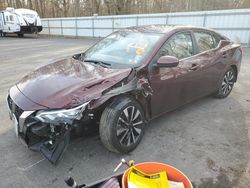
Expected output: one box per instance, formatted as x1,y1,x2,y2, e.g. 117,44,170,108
7,25,242,164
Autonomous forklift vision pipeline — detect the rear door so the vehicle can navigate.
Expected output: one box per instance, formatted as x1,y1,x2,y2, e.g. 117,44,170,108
148,31,206,118
192,30,223,94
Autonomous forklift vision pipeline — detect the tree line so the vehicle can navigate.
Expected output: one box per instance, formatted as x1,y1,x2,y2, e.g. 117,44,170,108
0,0,249,18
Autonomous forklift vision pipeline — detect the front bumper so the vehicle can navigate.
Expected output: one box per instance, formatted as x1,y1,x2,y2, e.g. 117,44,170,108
6,93,90,164
6,95,35,145
7,94,70,164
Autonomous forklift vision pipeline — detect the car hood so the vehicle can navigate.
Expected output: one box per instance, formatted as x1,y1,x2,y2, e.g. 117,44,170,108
16,58,131,109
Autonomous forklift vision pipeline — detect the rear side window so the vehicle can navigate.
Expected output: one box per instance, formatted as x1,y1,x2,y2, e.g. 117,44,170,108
160,33,194,59
194,31,218,53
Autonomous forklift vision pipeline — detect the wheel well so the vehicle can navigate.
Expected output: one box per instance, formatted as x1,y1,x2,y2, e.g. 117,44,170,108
94,94,149,122
231,65,238,82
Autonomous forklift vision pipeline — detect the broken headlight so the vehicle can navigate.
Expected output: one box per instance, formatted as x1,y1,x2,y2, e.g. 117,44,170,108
35,102,89,124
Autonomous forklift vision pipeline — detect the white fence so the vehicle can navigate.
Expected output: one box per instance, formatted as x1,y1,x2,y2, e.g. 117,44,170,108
41,9,250,46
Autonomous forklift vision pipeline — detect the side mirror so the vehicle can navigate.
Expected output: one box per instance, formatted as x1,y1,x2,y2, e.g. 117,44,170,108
73,53,85,61
157,56,179,68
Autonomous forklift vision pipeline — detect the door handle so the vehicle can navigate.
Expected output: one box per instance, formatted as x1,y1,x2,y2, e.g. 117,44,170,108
190,63,199,71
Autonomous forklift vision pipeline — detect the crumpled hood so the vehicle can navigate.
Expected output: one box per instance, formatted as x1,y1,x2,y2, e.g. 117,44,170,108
16,58,131,109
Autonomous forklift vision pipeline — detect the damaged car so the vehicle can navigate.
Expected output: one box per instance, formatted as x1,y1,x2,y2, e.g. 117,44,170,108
7,25,242,164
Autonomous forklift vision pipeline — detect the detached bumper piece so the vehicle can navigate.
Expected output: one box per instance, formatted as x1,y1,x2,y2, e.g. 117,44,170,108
40,126,71,164
7,95,71,164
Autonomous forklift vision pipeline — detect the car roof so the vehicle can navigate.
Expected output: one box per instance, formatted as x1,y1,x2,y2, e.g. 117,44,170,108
122,24,227,40
124,24,216,34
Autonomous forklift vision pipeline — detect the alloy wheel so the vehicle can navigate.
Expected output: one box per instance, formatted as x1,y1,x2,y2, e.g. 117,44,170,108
116,106,143,147
221,70,234,95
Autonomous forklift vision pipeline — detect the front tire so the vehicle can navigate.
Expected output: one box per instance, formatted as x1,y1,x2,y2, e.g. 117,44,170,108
99,96,146,153
214,67,236,98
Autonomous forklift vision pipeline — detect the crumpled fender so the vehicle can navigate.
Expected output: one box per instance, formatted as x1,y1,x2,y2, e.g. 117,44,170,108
88,69,153,118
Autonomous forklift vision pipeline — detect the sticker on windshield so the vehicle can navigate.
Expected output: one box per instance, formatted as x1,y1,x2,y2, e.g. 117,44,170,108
136,48,145,55
127,42,147,56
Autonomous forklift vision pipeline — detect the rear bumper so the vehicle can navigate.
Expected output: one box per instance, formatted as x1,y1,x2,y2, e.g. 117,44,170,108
19,26,43,34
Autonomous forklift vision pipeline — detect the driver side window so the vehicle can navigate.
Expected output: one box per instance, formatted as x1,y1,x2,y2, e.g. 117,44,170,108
159,32,194,60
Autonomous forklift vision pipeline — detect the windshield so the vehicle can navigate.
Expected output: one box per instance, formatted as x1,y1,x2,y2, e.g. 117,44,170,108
84,31,162,68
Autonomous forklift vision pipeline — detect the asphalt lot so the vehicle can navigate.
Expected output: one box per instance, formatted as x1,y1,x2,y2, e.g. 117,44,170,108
0,35,249,188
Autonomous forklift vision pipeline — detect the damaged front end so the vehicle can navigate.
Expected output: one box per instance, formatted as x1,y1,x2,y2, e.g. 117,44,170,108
7,94,89,164
7,67,153,164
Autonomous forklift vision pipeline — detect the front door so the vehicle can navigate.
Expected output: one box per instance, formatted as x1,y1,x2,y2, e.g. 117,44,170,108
148,31,204,118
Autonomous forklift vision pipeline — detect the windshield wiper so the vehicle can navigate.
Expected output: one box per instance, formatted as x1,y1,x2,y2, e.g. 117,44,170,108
84,59,111,68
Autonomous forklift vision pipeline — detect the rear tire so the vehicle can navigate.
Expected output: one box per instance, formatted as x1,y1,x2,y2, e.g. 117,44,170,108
214,67,236,98
99,96,146,153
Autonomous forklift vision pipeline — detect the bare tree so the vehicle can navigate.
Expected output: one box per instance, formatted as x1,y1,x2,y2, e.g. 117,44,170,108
0,0,249,18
